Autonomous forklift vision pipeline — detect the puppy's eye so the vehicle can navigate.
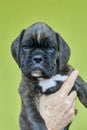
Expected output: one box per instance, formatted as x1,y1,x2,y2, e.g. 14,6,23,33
22,43,30,51
48,46,56,52
22,39,33,51
44,39,56,52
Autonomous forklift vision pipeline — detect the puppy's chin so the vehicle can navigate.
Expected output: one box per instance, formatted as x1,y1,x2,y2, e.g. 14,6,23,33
31,70,42,77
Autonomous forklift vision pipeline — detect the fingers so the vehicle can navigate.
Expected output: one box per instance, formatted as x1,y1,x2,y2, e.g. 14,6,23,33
61,91,77,113
59,95,77,129
63,111,76,127
66,91,77,106
58,70,79,97
64,99,77,124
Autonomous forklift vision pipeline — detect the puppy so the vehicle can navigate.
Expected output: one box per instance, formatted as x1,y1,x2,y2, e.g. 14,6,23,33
11,22,87,130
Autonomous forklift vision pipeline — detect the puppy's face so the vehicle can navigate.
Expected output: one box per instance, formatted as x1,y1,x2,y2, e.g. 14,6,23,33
20,23,58,78
11,22,70,79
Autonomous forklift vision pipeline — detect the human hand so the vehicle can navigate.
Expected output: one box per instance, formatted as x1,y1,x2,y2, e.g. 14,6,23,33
39,70,78,130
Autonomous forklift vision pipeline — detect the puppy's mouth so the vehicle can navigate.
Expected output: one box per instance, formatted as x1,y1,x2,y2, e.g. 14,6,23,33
31,64,46,77
31,70,42,77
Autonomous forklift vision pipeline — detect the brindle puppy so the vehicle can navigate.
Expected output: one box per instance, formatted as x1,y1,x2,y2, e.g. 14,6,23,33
11,22,87,130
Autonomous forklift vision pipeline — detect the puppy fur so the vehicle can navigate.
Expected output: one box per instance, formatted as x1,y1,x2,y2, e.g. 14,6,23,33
11,22,87,130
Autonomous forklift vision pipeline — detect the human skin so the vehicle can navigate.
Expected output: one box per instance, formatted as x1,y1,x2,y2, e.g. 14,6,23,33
39,70,78,130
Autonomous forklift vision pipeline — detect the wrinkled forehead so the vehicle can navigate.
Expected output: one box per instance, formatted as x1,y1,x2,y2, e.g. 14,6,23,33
22,23,57,43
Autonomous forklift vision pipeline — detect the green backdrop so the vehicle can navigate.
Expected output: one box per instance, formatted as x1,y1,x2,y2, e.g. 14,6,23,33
0,0,87,130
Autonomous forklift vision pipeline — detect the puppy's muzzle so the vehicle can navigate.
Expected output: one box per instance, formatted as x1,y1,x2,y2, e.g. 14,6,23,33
31,53,47,77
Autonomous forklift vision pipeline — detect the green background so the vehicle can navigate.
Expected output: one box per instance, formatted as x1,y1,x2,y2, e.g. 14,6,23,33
0,0,87,130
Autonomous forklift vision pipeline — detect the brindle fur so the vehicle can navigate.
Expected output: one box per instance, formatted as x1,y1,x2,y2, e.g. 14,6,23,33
11,22,87,130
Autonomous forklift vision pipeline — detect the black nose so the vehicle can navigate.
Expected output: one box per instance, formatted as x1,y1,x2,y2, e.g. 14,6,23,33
32,55,43,63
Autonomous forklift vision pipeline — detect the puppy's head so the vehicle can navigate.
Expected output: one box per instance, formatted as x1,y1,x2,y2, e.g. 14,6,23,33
11,22,70,79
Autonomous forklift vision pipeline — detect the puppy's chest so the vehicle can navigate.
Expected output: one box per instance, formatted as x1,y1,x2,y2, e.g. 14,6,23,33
36,74,68,94
35,74,68,111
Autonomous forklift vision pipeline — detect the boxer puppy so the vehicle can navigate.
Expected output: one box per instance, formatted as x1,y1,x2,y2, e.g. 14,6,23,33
11,22,87,130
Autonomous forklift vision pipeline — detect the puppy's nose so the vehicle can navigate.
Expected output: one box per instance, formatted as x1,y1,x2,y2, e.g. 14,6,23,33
32,55,43,63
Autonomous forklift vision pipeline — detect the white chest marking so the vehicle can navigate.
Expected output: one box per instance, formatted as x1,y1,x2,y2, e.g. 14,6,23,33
39,74,68,92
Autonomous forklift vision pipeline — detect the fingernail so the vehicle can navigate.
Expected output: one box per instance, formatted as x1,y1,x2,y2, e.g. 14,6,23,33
74,70,79,75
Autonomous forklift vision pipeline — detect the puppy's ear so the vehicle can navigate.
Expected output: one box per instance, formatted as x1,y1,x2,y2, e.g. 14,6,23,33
56,33,71,72
11,30,25,66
